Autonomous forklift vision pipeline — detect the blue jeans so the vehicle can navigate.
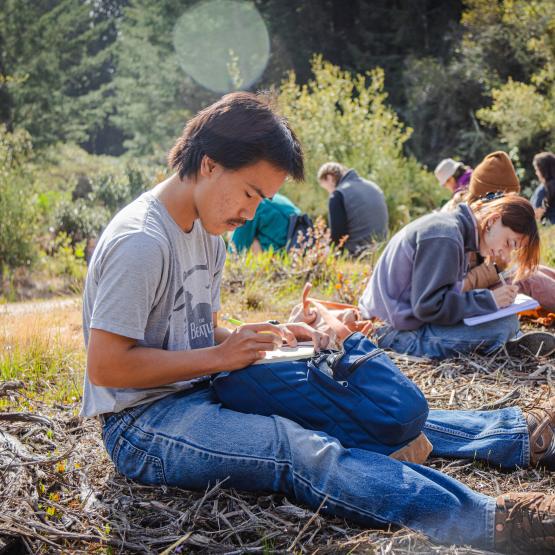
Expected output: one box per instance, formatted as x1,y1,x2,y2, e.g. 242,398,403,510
101,384,529,551
376,314,519,359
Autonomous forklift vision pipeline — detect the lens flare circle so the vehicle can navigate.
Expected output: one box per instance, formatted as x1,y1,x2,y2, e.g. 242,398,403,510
173,0,270,93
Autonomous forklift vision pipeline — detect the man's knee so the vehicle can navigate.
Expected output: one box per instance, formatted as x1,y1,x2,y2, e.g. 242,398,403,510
376,387,429,446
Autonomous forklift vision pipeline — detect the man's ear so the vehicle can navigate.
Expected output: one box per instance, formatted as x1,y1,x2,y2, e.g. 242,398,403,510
199,155,217,177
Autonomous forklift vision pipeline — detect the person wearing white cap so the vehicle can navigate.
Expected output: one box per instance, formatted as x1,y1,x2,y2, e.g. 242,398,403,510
434,158,473,212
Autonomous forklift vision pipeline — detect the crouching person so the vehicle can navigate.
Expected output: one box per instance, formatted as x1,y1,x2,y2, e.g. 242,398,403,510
83,92,555,554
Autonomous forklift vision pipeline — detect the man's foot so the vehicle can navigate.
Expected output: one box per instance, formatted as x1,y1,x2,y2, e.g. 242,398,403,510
524,397,555,469
506,331,555,358
495,492,555,554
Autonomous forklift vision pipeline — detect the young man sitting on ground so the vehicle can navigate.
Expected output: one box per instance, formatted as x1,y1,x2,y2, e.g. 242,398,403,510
83,92,555,554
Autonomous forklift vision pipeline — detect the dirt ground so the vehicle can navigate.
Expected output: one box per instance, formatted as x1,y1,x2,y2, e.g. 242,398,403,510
1,299,554,554
0,296,80,316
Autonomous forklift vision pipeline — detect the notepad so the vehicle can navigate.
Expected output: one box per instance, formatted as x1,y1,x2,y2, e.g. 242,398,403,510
463,294,540,326
253,341,315,365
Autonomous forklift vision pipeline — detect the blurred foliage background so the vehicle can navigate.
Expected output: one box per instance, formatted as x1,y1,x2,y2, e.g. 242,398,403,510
1,0,554,298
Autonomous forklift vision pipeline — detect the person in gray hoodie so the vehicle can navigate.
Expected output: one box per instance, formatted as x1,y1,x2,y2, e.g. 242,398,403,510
359,193,552,359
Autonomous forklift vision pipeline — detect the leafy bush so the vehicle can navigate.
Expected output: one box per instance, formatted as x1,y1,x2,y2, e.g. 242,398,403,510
54,199,111,245
278,56,444,229
53,163,152,245
470,0,555,183
0,125,37,277
89,173,133,214
477,80,555,149
89,164,152,212
540,226,555,268
34,232,88,294
32,143,125,194
223,217,379,317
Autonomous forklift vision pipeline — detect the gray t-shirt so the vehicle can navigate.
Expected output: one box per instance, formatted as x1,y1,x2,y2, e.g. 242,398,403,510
80,192,226,417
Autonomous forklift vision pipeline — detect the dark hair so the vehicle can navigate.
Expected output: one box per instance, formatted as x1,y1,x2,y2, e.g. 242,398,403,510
168,92,304,181
533,151,555,207
471,193,540,280
453,164,470,181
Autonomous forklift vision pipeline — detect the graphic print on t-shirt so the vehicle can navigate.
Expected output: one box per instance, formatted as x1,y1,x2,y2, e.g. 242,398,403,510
162,264,213,350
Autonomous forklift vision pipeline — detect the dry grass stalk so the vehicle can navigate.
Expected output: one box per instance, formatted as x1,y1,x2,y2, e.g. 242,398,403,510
1,303,554,553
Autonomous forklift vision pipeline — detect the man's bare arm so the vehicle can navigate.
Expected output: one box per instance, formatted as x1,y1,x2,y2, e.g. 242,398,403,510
213,312,232,344
87,321,283,388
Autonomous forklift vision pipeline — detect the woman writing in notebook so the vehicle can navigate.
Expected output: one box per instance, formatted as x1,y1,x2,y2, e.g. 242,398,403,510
460,152,555,314
359,193,543,359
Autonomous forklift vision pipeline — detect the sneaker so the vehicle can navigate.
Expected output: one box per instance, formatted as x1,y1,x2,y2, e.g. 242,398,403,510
506,331,555,358
495,492,555,554
524,396,555,470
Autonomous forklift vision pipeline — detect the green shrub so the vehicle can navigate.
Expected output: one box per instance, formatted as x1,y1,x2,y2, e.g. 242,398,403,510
470,0,555,185
278,56,444,229
222,217,378,317
53,163,152,245
540,226,555,267
89,173,132,214
34,143,155,247
0,125,37,278
54,199,110,245
32,143,125,194
89,163,152,213
46,232,87,289
30,232,88,297
477,79,555,150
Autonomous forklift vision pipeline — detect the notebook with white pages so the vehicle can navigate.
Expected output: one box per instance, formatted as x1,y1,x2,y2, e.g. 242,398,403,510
252,341,315,365
463,294,540,326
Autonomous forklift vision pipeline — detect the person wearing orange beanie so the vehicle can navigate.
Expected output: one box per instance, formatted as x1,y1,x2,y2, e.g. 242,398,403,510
466,151,521,204
460,152,521,290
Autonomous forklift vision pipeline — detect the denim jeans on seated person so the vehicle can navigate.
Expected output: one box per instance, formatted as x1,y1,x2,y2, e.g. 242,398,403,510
101,383,529,551
375,314,519,360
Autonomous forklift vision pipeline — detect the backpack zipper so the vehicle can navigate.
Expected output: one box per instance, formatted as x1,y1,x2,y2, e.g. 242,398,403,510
342,348,385,375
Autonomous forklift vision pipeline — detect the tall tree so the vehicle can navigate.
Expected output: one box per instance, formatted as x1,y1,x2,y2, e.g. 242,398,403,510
403,0,555,170
476,0,555,168
256,0,462,108
0,0,123,152
111,0,214,158
256,0,465,166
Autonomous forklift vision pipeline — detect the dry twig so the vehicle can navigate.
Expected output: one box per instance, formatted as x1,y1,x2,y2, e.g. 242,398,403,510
1,339,554,553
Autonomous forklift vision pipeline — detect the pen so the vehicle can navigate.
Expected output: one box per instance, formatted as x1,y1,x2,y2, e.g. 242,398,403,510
498,272,507,286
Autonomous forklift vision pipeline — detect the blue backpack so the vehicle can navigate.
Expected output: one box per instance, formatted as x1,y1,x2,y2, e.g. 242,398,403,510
211,332,428,455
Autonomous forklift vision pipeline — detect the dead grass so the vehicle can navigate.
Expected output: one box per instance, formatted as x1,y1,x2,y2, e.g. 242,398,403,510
0,298,84,410
1,295,555,553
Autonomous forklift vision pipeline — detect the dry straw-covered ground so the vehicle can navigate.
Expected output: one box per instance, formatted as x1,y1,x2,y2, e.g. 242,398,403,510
1,297,554,554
